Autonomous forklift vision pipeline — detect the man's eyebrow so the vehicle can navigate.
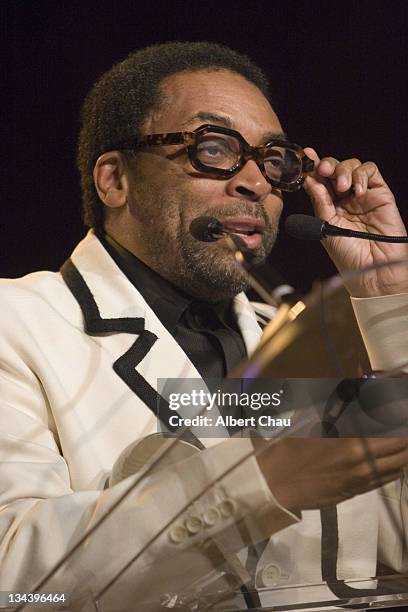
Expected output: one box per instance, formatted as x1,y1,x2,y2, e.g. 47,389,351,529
181,111,233,129
262,130,289,143
181,111,289,143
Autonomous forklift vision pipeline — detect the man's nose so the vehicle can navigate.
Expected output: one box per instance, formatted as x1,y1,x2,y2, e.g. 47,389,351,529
225,159,271,201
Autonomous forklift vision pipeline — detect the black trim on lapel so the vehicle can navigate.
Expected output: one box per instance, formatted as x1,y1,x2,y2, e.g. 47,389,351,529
61,258,145,335
320,505,395,598
60,258,193,439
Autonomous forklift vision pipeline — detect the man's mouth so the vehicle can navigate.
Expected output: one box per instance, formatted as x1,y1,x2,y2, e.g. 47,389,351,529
219,216,265,249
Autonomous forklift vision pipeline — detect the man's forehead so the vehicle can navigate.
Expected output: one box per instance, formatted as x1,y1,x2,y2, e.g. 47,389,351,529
180,110,286,143
152,70,283,141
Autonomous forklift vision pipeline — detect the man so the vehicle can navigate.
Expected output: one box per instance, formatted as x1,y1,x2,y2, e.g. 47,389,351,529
1,42,407,610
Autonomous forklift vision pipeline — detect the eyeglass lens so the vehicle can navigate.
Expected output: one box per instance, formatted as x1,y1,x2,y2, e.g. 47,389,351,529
196,133,241,169
196,132,302,183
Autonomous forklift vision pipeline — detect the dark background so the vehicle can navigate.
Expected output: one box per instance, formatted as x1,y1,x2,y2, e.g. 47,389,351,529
3,0,408,293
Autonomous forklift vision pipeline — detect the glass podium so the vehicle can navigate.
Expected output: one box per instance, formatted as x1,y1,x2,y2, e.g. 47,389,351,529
2,259,407,612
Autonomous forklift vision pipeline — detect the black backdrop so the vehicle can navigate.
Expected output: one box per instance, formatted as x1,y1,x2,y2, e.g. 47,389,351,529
3,0,408,293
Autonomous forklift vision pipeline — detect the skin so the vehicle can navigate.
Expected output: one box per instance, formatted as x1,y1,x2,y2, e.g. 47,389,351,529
95,69,408,300
94,68,408,510
303,149,408,296
95,70,285,301
255,436,408,514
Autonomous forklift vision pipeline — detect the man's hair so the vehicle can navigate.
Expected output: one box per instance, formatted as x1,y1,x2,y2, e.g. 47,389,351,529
77,41,271,229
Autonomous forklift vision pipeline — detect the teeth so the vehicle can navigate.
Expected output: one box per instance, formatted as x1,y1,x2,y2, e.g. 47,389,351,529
230,227,255,233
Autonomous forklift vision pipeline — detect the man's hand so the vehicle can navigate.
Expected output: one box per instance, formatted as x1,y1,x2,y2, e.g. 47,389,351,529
255,437,408,515
302,149,408,296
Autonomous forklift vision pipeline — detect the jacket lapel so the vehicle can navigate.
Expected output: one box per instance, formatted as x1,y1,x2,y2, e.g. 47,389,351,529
61,231,248,446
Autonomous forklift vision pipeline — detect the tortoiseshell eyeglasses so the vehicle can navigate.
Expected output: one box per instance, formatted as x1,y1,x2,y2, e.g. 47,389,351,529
111,123,314,192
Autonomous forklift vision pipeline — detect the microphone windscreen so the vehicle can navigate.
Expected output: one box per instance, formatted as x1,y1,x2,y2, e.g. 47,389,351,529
189,216,224,242
285,214,324,241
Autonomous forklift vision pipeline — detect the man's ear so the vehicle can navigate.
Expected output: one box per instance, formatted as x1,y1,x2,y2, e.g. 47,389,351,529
93,151,130,209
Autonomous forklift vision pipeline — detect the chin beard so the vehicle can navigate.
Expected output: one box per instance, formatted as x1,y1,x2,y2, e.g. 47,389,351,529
177,219,278,301
140,198,279,301
181,241,251,299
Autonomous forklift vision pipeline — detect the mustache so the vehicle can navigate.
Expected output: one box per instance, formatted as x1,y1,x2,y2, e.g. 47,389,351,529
198,202,271,230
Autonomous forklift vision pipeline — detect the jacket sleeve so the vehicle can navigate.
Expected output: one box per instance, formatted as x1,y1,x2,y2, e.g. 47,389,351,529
352,292,408,574
351,292,408,374
0,295,298,608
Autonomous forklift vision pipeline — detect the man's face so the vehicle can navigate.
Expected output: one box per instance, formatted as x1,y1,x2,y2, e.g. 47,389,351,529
119,69,284,301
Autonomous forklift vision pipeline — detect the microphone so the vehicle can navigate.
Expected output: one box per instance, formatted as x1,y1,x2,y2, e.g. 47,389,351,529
189,216,300,306
189,216,225,242
190,215,257,257
285,214,408,243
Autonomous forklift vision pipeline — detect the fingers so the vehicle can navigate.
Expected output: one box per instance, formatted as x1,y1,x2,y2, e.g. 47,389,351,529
363,437,408,460
258,437,407,510
319,158,382,196
301,148,336,219
303,147,386,198
319,157,360,193
346,438,408,493
364,438,408,479
351,162,380,194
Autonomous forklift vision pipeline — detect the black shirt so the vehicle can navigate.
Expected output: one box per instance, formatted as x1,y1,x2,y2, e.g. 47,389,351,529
99,235,267,597
98,233,247,388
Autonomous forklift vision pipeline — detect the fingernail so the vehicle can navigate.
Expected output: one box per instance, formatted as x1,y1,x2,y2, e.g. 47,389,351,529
338,176,348,190
355,183,363,195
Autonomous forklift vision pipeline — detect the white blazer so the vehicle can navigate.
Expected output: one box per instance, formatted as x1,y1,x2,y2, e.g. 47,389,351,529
0,231,406,610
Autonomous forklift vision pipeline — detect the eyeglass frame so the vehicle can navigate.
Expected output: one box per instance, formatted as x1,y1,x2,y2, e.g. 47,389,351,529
109,123,314,192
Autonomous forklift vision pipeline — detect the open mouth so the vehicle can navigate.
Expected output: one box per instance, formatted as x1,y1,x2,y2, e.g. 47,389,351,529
229,228,257,236
220,216,265,249
221,217,265,233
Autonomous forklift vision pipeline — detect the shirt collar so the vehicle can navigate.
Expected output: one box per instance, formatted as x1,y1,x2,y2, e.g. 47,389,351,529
97,232,194,332
98,232,237,333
